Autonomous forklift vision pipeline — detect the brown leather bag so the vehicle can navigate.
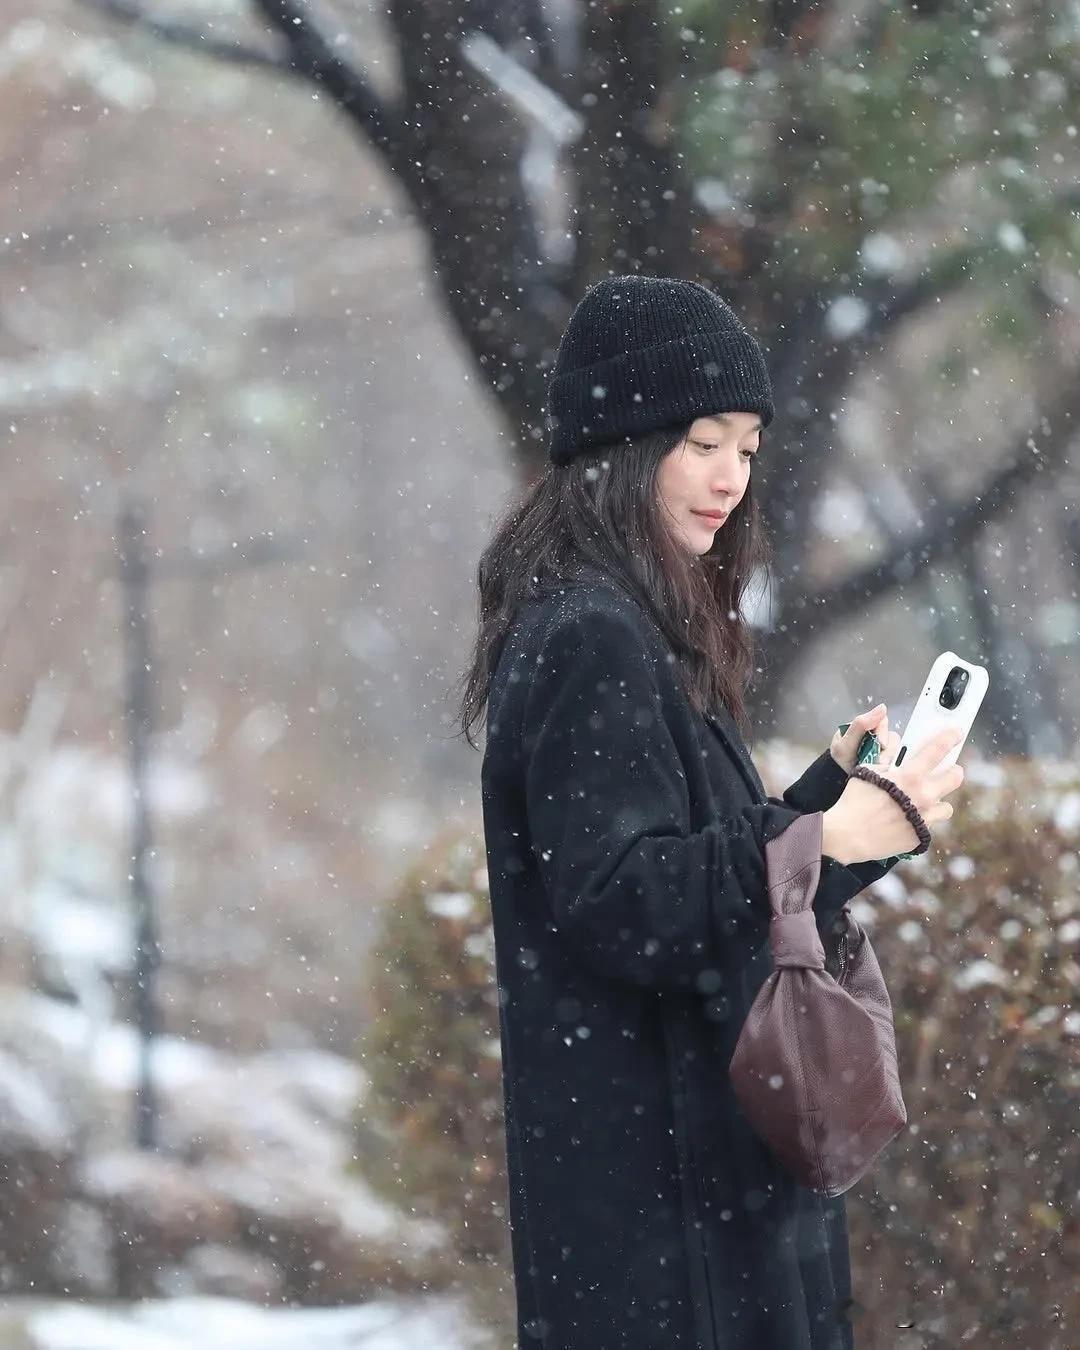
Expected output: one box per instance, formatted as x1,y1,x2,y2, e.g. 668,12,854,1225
729,809,907,1197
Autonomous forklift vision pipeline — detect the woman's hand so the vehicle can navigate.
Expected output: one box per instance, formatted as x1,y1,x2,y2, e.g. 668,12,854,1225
823,726,965,865
829,702,890,774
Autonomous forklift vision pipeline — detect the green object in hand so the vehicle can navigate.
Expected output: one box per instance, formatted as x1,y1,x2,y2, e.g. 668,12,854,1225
836,722,921,863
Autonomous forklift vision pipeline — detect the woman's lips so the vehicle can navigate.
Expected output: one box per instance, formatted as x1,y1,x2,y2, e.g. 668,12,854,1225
693,510,729,524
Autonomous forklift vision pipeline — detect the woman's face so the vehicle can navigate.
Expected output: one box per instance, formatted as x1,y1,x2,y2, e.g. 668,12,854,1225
656,412,762,555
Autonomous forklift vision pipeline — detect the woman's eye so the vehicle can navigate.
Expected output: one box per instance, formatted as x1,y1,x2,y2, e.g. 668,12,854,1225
695,441,758,459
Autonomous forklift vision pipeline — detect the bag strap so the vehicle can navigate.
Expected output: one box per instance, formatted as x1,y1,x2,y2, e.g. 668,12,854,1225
763,811,826,971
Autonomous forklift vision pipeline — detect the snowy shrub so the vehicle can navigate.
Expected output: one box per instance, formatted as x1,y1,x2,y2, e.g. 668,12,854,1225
367,749,1080,1346
811,753,1080,1349
358,826,511,1338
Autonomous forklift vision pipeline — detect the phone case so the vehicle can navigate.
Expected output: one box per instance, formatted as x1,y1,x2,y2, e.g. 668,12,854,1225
893,650,989,770
834,649,988,863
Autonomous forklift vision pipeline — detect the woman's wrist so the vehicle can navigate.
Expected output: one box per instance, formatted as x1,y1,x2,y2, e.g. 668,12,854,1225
849,765,931,854
821,808,855,867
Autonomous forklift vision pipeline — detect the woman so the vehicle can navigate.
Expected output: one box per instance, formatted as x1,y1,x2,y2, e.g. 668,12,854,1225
456,275,963,1349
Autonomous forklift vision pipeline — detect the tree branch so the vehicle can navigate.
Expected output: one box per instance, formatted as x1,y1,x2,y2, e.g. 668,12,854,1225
756,246,1066,604
83,0,567,477
82,0,290,72
825,227,1072,372
754,374,1080,691
847,243,1002,357
248,0,407,169
85,0,408,171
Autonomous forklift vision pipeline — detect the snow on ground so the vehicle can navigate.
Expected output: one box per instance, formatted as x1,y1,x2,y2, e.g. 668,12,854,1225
0,1293,485,1350
7,989,222,1093
2,986,365,1103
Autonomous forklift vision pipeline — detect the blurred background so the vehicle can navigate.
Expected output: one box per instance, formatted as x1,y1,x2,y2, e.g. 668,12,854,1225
1,0,1078,1345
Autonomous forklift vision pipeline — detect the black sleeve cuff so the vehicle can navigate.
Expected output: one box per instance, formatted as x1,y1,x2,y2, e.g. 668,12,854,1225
774,748,851,814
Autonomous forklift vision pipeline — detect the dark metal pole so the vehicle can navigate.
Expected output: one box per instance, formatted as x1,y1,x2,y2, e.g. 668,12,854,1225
117,498,160,1149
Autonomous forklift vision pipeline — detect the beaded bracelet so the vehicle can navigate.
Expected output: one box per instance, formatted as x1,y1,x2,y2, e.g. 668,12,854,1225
850,765,932,856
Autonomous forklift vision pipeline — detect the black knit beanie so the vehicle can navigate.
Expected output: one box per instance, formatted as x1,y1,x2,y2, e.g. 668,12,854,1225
544,274,774,466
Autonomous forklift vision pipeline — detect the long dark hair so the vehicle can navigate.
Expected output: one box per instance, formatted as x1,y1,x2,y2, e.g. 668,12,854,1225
452,423,774,751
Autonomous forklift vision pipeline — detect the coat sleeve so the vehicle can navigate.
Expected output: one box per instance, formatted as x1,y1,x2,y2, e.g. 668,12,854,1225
775,748,850,814
522,605,887,993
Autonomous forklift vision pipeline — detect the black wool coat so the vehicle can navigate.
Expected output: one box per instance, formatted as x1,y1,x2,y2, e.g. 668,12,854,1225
480,565,903,1350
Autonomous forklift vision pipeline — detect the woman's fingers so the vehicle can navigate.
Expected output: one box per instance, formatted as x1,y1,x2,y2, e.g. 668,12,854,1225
909,725,964,773
923,766,966,804
923,799,955,824
877,728,902,770
927,760,965,796
904,739,965,817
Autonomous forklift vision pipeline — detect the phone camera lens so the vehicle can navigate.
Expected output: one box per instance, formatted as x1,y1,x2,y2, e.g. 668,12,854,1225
938,666,969,711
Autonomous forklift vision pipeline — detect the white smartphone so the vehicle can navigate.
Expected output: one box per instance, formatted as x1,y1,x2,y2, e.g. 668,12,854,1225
892,650,989,770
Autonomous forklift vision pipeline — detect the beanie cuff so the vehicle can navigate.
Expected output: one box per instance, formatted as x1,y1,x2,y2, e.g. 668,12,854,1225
546,327,774,465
